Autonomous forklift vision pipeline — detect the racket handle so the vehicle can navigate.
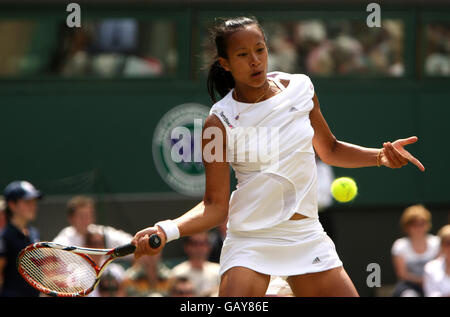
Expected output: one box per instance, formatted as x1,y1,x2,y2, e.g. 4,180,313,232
113,243,137,257
113,234,161,257
149,234,161,248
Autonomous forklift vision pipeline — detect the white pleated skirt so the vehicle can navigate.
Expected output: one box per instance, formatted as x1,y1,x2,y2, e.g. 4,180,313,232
219,217,343,277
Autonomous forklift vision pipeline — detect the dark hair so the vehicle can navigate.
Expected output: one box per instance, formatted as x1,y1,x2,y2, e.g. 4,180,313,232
4,198,15,222
206,16,266,103
5,206,12,222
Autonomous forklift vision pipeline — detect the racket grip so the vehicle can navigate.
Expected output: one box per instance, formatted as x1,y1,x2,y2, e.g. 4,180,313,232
114,234,161,257
113,243,137,257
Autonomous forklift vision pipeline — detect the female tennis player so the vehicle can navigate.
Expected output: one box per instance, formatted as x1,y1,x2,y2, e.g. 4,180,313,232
132,16,425,297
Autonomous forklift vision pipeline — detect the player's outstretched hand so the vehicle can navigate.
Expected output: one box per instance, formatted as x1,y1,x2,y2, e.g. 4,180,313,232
380,136,425,172
132,226,166,259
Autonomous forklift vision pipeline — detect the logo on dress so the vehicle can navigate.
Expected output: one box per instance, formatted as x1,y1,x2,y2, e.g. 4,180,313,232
219,111,234,128
312,257,321,264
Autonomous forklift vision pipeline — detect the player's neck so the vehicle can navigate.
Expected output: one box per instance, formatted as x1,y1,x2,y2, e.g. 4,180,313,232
233,80,271,103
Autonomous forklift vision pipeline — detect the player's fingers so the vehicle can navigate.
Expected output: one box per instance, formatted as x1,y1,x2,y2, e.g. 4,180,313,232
383,142,402,168
132,227,158,246
397,136,418,146
138,234,152,253
387,142,408,166
131,231,144,247
396,147,426,172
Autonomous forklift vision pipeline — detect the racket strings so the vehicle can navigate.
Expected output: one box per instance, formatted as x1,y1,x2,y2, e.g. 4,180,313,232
19,248,98,295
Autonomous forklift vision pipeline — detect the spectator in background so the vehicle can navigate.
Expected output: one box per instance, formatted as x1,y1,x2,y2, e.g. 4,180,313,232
122,252,171,297
53,195,133,249
84,226,126,297
170,232,220,297
97,267,127,297
424,24,450,77
168,276,196,297
0,181,42,297
53,195,95,246
391,204,440,297
423,224,450,297
0,196,6,231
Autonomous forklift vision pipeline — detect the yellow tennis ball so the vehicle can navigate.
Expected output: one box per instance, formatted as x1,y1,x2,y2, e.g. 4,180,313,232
331,177,358,203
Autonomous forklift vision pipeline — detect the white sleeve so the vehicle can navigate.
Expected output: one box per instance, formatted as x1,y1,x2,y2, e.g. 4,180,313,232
52,227,75,245
103,226,133,249
391,238,406,257
428,235,441,258
423,262,442,297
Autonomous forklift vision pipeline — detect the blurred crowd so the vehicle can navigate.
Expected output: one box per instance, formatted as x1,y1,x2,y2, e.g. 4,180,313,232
263,19,405,77
49,19,178,78
0,19,178,78
1,180,449,297
391,204,450,297
1,17,449,78
0,182,223,297
424,23,450,76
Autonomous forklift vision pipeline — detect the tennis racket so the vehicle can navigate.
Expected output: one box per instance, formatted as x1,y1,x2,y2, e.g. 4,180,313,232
17,234,161,297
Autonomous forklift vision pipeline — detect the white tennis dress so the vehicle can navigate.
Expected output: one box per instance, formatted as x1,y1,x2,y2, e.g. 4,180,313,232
210,71,343,277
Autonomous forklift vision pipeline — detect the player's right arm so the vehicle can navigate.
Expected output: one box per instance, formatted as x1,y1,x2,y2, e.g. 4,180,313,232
133,114,230,257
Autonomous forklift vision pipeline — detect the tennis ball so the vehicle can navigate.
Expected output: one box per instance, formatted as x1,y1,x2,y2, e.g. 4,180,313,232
331,177,358,203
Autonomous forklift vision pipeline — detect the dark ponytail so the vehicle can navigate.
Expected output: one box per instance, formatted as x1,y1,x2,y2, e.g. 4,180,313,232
206,16,266,103
207,60,235,103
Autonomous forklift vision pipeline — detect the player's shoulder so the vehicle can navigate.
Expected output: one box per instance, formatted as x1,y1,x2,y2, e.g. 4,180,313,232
209,90,233,113
207,93,235,131
205,111,226,128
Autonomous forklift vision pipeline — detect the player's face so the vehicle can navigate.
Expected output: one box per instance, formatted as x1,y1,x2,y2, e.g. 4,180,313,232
219,24,268,89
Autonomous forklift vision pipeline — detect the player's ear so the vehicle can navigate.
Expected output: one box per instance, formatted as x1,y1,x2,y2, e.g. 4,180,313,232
218,57,231,72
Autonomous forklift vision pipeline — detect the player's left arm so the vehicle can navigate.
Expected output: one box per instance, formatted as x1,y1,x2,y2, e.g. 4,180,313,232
310,93,425,171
